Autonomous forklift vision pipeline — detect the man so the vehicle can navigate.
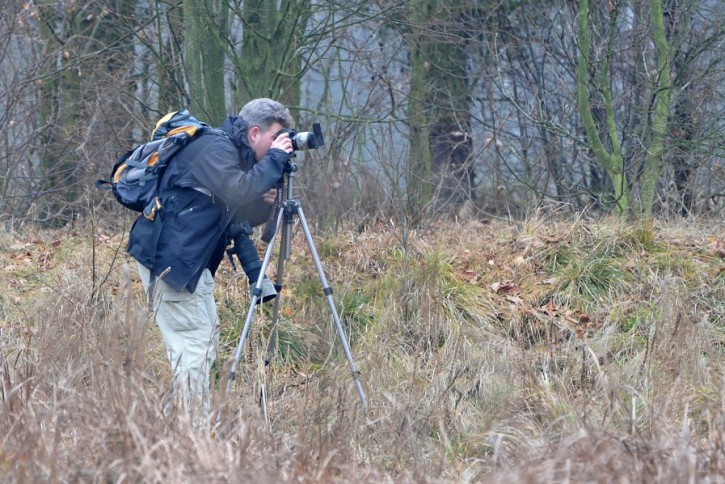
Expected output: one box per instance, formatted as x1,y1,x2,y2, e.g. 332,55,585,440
127,98,295,418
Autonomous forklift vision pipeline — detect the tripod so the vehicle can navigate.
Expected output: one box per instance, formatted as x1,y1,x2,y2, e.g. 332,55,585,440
225,161,367,409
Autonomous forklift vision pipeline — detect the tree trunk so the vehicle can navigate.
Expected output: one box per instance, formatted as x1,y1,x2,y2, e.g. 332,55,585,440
639,0,672,215
184,1,228,125
576,0,630,213
234,0,310,114
36,0,136,225
406,0,472,220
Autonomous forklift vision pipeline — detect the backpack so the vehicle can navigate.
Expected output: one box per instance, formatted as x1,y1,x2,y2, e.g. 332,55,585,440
96,110,209,221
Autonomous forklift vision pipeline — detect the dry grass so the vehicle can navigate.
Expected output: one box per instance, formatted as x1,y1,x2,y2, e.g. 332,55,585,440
1,214,725,482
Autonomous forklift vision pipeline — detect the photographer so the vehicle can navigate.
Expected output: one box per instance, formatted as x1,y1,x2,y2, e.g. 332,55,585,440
127,98,295,419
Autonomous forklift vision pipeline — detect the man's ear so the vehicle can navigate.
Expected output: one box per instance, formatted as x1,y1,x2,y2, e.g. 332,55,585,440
248,125,260,143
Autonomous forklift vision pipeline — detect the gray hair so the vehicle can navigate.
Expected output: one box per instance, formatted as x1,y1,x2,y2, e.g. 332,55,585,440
239,98,295,131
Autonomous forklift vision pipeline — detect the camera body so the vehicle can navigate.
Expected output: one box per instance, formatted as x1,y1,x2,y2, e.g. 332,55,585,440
277,123,324,151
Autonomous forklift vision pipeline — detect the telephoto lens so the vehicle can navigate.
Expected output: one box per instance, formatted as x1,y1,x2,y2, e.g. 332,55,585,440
225,222,277,304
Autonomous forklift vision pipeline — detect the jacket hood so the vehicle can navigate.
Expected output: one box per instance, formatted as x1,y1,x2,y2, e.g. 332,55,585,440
220,115,251,151
220,115,255,170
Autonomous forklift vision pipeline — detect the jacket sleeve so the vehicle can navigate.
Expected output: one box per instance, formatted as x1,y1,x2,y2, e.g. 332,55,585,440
185,134,289,212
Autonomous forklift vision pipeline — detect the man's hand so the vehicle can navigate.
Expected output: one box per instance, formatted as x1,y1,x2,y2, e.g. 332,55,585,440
271,132,293,154
262,188,277,206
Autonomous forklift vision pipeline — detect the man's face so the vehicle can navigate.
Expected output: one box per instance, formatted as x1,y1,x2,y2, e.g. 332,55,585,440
248,122,284,162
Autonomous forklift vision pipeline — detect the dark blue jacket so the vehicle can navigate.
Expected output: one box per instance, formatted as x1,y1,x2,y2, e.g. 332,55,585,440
127,116,289,293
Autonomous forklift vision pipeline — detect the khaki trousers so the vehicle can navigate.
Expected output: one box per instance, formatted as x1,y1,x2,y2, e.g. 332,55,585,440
138,263,219,418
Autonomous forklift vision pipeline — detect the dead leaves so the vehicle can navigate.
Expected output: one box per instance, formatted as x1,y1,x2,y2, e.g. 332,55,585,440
490,279,595,339
707,237,725,275
536,301,595,339
4,240,57,272
707,237,725,259
460,269,479,283
490,280,523,306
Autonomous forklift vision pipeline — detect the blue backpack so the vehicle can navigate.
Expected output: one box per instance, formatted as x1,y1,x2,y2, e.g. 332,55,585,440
97,110,209,221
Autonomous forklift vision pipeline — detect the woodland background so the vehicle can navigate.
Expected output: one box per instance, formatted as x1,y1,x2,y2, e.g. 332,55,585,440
1,0,724,229
2,1,725,482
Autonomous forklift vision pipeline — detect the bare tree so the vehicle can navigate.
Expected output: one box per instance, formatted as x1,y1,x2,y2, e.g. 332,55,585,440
1,0,723,228
6,0,137,226
576,0,724,216
475,0,724,217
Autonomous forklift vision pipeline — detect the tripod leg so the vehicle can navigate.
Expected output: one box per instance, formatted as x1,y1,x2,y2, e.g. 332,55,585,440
264,222,289,366
295,206,368,409
226,207,284,395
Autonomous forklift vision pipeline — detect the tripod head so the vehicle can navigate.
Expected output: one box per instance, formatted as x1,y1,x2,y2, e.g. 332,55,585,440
283,160,299,174
260,159,299,244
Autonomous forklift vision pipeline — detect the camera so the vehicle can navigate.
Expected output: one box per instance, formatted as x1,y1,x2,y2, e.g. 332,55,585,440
277,123,324,151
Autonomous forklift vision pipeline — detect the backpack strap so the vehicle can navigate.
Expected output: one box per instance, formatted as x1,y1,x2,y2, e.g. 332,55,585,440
142,187,189,301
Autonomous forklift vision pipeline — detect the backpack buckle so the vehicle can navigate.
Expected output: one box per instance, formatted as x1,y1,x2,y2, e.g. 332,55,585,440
143,197,162,221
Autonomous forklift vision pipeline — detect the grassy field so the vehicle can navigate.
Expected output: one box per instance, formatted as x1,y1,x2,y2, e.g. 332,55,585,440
1,214,724,482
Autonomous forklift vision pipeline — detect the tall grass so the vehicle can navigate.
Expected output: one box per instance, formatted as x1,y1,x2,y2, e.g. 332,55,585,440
2,215,725,482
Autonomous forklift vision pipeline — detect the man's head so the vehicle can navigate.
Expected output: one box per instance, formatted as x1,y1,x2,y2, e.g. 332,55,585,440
239,98,295,161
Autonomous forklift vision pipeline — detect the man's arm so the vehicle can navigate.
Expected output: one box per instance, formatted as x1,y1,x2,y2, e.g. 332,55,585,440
190,135,290,210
